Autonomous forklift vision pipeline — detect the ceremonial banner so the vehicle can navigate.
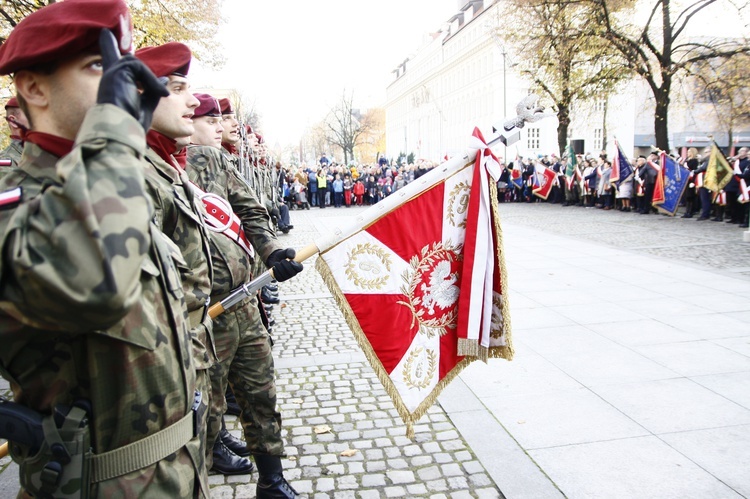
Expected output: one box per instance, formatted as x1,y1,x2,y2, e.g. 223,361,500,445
315,128,513,436
611,139,634,187
650,159,665,205
704,143,733,192
511,166,523,190
532,163,556,200
653,152,690,216
564,144,578,190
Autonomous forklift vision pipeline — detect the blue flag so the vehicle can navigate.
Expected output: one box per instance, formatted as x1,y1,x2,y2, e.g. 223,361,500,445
654,152,690,216
612,139,634,187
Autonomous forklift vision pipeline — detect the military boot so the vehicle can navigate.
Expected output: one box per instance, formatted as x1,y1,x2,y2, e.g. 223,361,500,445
225,386,241,416
254,454,299,499
220,417,250,457
211,440,255,475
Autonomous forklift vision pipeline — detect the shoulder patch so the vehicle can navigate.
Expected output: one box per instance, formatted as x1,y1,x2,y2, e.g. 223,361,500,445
0,159,12,167
0,187,22,210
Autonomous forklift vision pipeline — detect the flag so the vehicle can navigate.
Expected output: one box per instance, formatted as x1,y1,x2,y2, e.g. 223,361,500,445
510,166,523,190
565,144,577,178
532,162,556,200
704,143,733,192
650,158,665,205
611,139,634,187
315,127,512,436
653,152,690,216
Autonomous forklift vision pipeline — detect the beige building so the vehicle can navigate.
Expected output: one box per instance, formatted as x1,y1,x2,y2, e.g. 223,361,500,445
385,1,750,162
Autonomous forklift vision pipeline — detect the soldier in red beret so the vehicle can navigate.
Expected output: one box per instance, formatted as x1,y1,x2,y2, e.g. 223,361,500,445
136,43,258,477
0,97,28,175
192,93,224,148
0,1,210,497
187,93,302,498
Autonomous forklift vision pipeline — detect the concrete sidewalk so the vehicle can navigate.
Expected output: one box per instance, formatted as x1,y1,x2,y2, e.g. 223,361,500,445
449,207,750,498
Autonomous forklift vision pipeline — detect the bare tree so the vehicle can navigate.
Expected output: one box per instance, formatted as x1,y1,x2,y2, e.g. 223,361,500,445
589,0,750,151
325,91,375,164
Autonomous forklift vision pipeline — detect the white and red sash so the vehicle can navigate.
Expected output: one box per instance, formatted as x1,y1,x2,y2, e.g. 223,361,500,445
194,186,255,259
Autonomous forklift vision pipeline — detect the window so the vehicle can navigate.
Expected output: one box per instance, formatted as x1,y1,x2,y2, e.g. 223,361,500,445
527,128,540,150
593,128,602,151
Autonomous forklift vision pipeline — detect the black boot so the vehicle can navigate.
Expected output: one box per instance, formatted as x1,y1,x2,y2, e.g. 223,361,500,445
261,287,280,304
225,386,241,416
220,427,251,457
255,454,298,499
211,440,255,475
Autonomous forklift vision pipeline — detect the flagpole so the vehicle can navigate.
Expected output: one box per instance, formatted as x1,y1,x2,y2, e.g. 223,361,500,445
207,96,556,319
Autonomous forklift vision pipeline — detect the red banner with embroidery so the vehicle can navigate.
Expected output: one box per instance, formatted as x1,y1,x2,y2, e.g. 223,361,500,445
315,127,512,436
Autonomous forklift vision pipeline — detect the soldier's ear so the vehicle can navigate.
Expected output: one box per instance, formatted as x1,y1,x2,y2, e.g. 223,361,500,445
14,70,50,116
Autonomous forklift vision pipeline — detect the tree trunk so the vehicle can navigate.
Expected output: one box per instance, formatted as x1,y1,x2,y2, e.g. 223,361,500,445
557,103,570,157
653,81,671,152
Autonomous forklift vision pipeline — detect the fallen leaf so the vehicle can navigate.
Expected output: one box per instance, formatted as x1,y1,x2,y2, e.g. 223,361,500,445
313,425,332,434
289,398,304,404
517,420,526,424
280,303,287,308
287,456,297,461
340,449,358,457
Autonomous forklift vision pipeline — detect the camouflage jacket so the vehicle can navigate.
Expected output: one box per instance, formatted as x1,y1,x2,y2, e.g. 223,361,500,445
0,105,204,497
0,139,22,180
186,145,283,297
144,148,215,370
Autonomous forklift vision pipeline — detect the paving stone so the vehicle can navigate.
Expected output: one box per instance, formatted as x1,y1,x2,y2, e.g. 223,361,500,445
387,470,416,484
316,477,335,492
417,465,443,481
387,458,409,469
411,455,434,467
426,478,449,492
407,483,429,495
358,491,381,499
337,475,359,489
463,460,484,474
447,476,470,489
362,473,387,487
442,463,464,476
384,486,407,497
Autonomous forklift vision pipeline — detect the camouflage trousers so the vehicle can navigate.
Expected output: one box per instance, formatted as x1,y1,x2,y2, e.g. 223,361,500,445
208,295,284,456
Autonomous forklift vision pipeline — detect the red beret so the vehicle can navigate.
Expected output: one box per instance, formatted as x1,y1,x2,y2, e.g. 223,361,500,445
0,0,132,75
135,42,191,78
219,98,234,115
193,93,221,118
4,97,19,109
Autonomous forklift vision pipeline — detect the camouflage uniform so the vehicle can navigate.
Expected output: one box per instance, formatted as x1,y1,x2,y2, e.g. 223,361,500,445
0,105,208,497
187,145,286,456
0,139,23,179
142,147,216,465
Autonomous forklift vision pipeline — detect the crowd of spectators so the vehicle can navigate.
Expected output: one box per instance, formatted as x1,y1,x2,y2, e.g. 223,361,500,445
497,146,750,228
274,157,440,209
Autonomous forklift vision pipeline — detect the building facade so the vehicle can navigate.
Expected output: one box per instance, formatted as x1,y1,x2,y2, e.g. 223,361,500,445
385,0,750,163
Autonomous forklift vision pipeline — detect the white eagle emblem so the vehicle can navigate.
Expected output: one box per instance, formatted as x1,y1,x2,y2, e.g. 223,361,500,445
420,260,459,315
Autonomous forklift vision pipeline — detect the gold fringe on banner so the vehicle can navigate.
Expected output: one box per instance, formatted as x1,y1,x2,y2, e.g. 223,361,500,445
488,180,514,361
316,257,475,439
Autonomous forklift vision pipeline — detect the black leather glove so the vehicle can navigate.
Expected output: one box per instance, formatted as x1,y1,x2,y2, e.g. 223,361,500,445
96,29,168,131
266,248,303,282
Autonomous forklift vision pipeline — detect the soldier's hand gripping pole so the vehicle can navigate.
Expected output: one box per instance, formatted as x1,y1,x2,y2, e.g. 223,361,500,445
207,243,319,319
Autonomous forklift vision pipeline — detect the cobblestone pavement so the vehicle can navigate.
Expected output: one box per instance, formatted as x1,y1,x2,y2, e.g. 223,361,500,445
211,205,504,498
